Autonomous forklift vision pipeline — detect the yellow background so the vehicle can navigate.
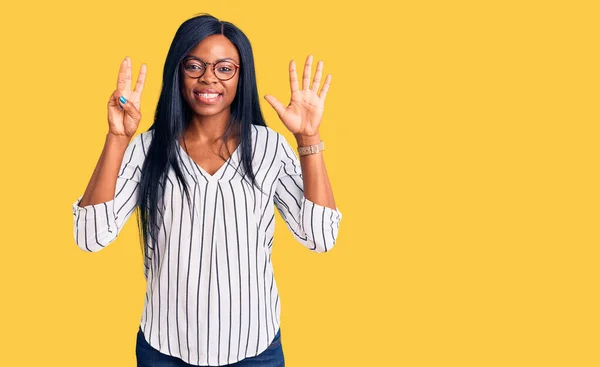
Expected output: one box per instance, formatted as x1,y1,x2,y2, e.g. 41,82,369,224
1,0,599,366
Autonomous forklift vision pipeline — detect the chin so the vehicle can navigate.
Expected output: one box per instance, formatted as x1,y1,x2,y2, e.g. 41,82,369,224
192,105,227,116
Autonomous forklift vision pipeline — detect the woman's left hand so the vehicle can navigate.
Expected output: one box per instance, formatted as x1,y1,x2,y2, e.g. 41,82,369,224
264,54,331,137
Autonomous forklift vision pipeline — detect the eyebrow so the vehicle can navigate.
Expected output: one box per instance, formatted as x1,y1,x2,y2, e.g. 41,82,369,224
183,55,239,64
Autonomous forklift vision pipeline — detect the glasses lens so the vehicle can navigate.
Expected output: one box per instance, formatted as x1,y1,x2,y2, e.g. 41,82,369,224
182,60,205,78
215,61,237,80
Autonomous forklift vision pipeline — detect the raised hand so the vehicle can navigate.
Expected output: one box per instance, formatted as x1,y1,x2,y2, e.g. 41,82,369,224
264,54,331,137
107,57,147,138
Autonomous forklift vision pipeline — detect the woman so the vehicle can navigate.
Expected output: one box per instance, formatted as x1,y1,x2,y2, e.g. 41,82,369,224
71,13,342,367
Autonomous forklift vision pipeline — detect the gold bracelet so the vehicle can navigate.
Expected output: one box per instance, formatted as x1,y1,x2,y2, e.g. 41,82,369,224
297,140,325,156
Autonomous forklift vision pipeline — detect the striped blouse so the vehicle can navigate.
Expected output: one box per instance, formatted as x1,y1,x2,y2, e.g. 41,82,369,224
71,124,343,366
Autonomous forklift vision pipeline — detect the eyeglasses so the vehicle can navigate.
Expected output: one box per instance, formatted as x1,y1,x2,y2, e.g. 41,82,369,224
181,57,240,81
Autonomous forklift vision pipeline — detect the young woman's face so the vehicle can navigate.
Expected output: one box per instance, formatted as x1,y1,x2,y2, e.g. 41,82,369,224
180,34,240,118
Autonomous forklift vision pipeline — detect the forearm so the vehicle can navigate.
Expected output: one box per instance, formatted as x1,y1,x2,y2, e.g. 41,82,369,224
78,133,131,207
294,132,337,210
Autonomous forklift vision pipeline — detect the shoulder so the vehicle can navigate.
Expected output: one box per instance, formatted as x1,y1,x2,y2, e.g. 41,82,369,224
249,124,270,139
129,129,154,146
125,129,154,164
250,124,278,138
249,124,284,148
249,125,293,161
139,129,154,153
255,125,291,147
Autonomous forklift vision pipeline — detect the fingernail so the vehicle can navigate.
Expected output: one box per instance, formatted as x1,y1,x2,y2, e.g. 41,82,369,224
119,96,127,104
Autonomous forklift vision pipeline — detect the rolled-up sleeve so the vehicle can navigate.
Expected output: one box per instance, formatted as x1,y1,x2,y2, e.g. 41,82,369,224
273,134,342,253
71,134,143,252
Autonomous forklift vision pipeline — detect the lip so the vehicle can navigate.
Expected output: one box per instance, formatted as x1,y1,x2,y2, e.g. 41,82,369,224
194,89,222,94
193,90,222,104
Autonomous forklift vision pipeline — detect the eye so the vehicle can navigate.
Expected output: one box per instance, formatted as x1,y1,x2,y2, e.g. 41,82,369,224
216,62,235,73
184,63,204,70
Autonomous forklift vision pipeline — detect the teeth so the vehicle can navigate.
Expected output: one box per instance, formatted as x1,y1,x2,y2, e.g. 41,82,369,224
196,93,220,98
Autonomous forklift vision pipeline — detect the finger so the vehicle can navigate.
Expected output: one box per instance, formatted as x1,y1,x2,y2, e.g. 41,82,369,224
122,97,142,122
116,57,128,91
264,95,286,118
134,63,147,95
302,54,313,90
109,89,124,107
319,74,332,101
125,57,132,91
109,89,119,106
111,89,128,110
311,60,323,93
289,60,299,93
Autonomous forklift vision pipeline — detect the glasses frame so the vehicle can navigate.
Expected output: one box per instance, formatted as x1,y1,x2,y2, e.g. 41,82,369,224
180,57,241,81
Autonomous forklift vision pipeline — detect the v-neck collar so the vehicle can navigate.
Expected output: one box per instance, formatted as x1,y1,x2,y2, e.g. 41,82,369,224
178,139,242,182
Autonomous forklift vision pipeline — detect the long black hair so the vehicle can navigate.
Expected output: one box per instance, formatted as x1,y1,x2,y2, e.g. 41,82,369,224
136,13,268,261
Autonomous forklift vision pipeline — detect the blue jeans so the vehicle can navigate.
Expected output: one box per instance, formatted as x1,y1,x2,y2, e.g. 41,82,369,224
136,326,285,367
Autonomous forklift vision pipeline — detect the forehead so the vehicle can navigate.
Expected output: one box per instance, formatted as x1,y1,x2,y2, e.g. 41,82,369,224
187,35,240,62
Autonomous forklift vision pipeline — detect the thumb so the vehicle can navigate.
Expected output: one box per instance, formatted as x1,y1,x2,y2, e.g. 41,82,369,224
264,94,286,119
120,95,142,123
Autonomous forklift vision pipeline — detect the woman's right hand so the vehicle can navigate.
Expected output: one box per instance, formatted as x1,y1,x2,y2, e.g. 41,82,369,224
107,57,147,138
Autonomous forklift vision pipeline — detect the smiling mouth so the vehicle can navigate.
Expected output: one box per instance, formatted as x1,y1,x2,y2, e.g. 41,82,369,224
193,92,222,104
194,92,221,98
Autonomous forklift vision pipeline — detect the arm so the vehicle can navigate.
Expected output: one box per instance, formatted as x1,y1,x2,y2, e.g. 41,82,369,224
274,133,342,253
265,54,342,252
294,132,337,210
79,133,131,207
72,133,143,252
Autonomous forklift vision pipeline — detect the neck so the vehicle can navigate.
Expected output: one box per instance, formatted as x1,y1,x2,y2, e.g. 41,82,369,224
185,110,236,143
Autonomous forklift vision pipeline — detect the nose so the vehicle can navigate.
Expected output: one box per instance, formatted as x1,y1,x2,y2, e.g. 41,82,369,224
199,65,218,83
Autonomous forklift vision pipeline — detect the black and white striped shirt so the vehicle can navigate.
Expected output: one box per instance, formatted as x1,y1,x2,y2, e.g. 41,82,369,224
71,125,343,366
